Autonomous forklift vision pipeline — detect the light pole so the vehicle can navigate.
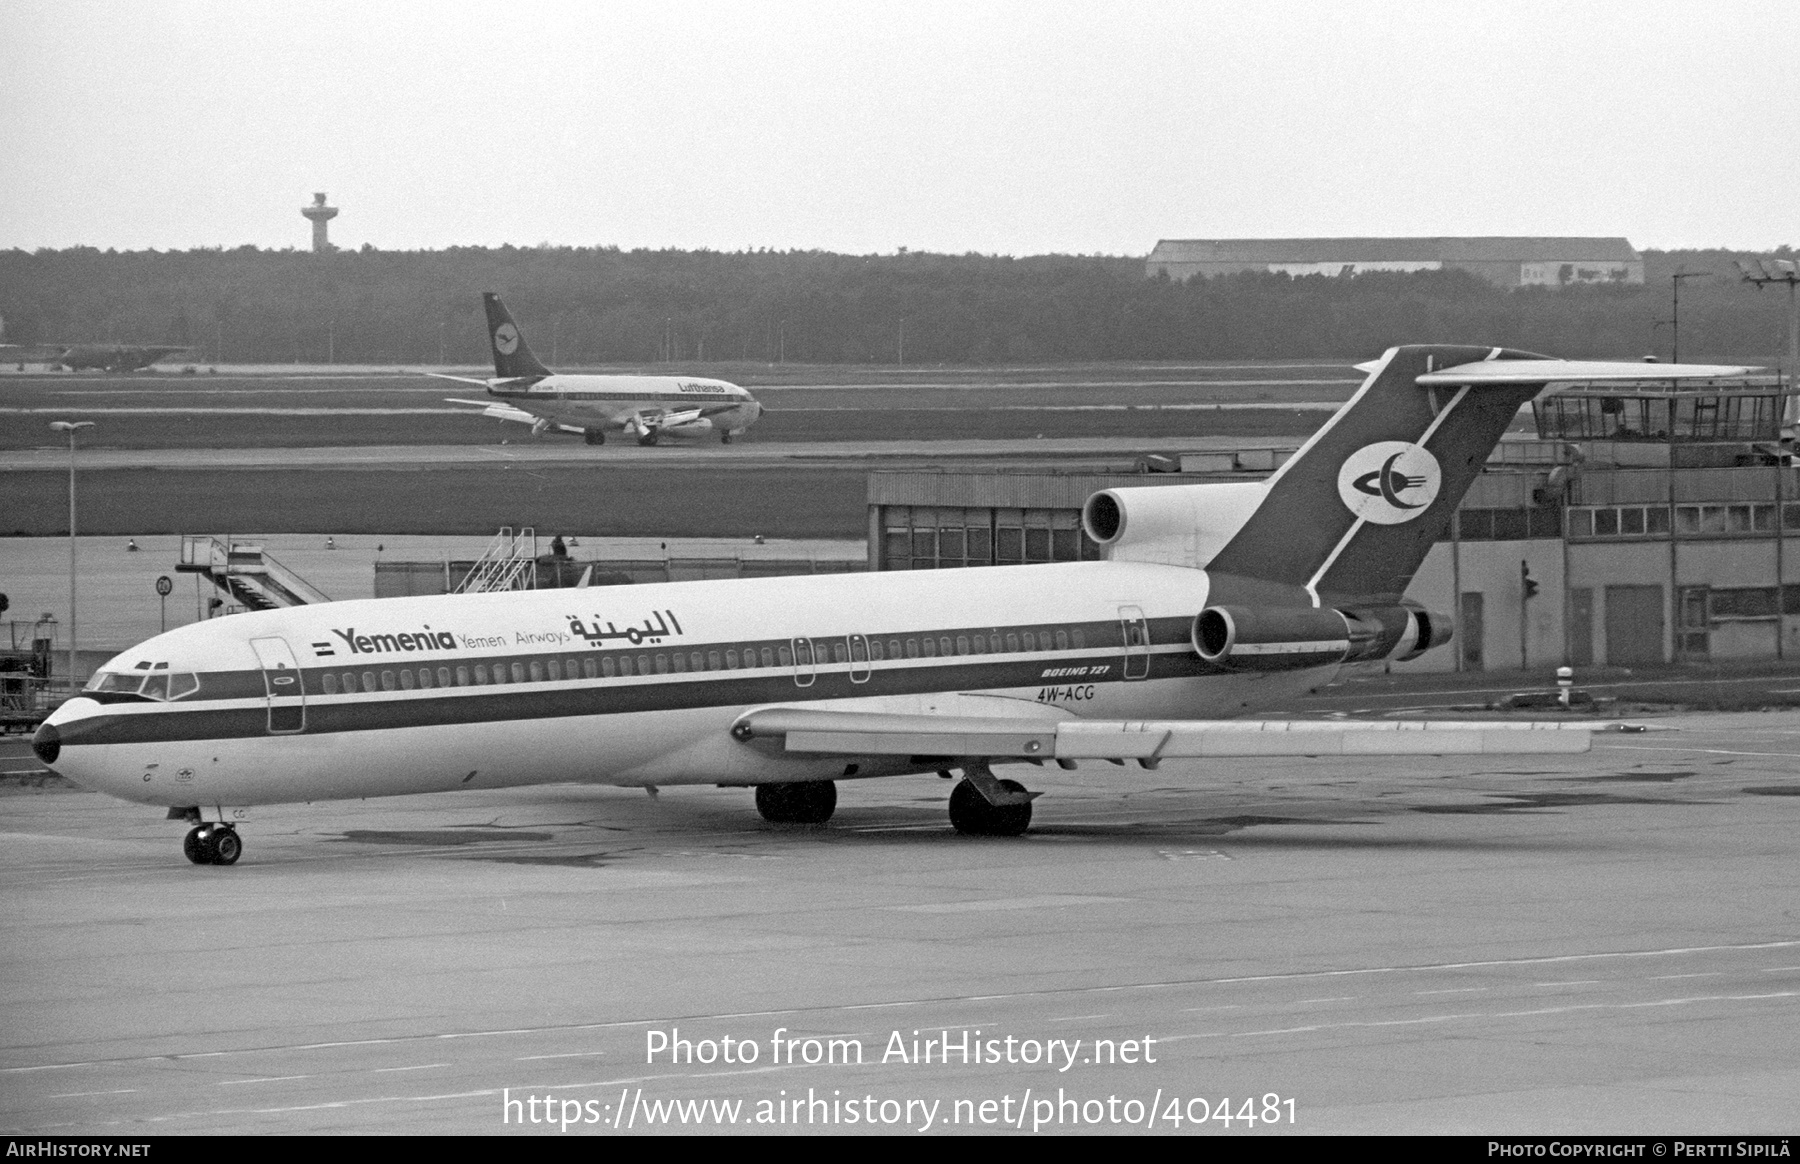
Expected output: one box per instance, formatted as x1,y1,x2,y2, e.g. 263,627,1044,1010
1737,259,1800,384
49,421,94,692
1669,271,1708,364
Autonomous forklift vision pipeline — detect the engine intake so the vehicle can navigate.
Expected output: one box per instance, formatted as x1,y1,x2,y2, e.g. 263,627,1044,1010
1192,605,1363,670
1192,604,1452,669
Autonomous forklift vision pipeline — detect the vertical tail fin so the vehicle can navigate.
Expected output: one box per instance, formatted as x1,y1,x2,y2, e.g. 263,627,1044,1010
481,292,552,379
1204,344,1547,603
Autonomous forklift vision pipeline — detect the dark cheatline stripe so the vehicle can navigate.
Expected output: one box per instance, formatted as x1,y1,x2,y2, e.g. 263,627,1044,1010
57,647,1232,748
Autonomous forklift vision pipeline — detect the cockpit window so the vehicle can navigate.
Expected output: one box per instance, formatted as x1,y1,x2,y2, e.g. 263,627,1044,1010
86,667,200,701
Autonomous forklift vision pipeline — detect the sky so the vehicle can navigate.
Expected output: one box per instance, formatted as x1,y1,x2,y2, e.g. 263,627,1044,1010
2,0,1794,256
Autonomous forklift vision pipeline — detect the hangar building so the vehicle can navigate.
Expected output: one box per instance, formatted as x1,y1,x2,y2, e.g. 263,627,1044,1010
1145,237,1645,288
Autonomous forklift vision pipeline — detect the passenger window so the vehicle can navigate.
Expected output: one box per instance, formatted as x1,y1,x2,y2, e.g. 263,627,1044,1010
921,638,937,657
529,661,544,683
888,639,902,659
760,647,775,668
167,673,199,700
438,666,452,687
868,639,884,661
511,662,526,683
343,672,356,692
709,651,722,670
1022,633,1036,652
399,669,414,690
1072,628,1086,649
670,653,685,673
955,635,969,655
583,657,597,679
637,655,651,674
1055,630,1069,650
725,649,739,669
602,656,617,677
778,646,793,667
972,634,985,653
456,666,470,686
618,656,633,676
546,659,561,681
831,641,848,664
473,665,488,685
381,671,396,691
363,672,377,692
906,638,919,658
322,673,338,694
656,654,670,674
419,668,434,689
850,637,868,664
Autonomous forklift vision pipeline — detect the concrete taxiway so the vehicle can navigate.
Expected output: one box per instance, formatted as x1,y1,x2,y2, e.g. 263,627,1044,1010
4,712,1800,1135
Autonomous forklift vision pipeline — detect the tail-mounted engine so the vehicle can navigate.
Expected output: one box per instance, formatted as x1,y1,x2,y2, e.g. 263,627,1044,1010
1191,604,1451,670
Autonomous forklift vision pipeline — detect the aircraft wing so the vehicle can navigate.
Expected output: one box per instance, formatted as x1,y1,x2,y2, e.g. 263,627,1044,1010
443,397,583,434
628,407,707,432
732,707,1598,763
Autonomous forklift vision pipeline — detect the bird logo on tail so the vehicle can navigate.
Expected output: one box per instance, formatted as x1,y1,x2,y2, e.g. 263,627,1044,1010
1337,442,1441,525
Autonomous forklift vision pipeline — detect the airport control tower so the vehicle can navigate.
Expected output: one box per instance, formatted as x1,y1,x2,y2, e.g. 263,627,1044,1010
302,192,338,253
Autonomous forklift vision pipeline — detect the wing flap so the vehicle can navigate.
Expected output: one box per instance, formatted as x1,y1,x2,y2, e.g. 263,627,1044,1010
734,708,1594,759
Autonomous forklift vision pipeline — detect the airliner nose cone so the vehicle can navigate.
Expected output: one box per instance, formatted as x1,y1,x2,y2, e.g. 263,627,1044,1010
31,721,60,766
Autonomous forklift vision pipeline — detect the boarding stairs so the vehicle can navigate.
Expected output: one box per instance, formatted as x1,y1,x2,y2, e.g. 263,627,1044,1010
453,527,539,594
177,536,333,612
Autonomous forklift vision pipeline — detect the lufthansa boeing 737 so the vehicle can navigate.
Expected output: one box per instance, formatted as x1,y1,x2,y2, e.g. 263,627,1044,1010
435,294,763,446
33,345,1754,864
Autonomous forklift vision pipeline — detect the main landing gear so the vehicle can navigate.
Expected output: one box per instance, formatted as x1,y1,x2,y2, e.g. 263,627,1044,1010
182,823,242,866
583,429,605,446
636,430,661,447
755,780,837,825
720,431,734,445
948,762,1039,837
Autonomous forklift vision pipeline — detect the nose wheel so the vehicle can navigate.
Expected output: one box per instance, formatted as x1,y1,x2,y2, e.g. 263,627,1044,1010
183,823,242,866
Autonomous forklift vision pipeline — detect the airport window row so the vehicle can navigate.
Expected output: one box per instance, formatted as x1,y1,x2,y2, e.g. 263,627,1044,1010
881,506,1101,571
314,625,1098,695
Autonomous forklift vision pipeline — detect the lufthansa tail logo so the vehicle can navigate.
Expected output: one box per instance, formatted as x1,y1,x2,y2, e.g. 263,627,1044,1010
493,322,520,355
1337,441,1441,525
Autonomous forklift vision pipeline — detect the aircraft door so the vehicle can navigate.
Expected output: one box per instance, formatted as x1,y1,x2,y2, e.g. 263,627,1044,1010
791,637,816,687
848,635,871,683
1118,605,1150,681
249,636,306,733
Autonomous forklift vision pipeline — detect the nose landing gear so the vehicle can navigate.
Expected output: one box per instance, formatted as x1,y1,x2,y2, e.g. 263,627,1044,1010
183,823,242,866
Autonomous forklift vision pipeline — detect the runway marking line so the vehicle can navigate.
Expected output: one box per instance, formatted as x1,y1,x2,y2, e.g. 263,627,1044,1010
47,1090,137,1099
371,1063,449,1073
1531,980,1603,987
1187,989,1800,1041
1415,987,1489,995
9,938,1798,1075
217,1075,314,1086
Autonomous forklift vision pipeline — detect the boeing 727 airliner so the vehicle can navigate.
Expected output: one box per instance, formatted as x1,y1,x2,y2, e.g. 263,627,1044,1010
34,346,1754,864
435,294,763,445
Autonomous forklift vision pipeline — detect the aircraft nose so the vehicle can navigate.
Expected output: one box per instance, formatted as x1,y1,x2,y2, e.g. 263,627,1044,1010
31,721,60,766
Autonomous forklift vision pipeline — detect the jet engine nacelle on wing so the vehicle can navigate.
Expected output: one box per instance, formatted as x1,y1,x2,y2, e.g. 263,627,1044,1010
1189,603,1449,670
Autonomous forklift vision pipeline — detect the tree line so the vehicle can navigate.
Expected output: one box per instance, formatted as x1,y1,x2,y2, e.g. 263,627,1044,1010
0,244,1791,367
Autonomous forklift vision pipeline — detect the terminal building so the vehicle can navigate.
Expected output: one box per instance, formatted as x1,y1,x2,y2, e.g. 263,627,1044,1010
1145,237,1645,288
868,374,1793,673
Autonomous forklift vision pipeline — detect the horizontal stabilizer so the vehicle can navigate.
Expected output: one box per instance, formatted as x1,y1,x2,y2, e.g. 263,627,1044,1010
733,708,1596,761
1418,359,1760,386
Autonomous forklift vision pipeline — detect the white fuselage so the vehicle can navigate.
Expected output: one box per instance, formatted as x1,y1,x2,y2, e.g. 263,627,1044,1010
499,373,762,436
41,561,1327,813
